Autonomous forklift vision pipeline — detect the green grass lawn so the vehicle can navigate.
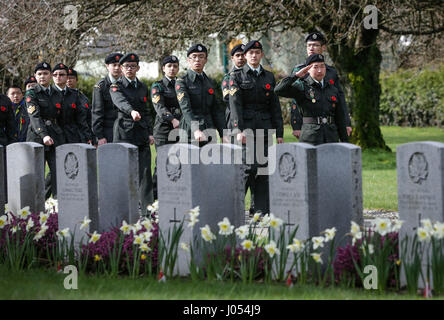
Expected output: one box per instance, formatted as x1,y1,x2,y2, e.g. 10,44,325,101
0,265,434,300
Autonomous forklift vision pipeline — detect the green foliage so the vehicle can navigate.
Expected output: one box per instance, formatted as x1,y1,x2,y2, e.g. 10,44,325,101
380,64,444,127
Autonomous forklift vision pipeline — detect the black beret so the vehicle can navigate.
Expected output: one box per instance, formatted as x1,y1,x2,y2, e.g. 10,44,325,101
162,55,179,66
67,68,78,78
230,44,245,56
52,63,68,73
105,53,123,64
243,40,262,54
305,32,326,44
34,62,51,73
305,54,325,65
24,76,37,87
187,44,207,57
120,52,139,65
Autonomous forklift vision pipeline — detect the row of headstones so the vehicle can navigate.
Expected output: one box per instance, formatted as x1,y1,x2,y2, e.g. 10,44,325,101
0,142,141,238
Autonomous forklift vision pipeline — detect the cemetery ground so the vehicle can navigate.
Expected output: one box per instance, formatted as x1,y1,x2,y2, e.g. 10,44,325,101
1,125,443,300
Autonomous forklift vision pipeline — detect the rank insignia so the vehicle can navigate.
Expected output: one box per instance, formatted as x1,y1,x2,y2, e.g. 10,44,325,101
223,89,229,98
27,105,36,114
177,92,184,102
152,95,160,104
230,87,238,96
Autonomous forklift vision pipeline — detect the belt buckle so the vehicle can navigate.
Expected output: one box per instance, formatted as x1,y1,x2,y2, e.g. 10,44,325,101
322,117,328,124
45,120,52,126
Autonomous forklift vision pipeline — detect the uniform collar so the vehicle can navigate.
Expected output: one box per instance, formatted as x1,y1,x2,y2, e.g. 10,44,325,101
247,63,262,74
108,74,118,84
162,76,176,87
187,69,206,82
122,76,138,88
54,84,67,92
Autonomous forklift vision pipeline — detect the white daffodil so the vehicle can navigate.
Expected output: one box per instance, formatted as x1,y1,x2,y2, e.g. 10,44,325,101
39,212,49,225
241,239,254,251
187,215,199,228
311,253,323,264
374,218,391,236
269,213,283,230
200,224,216,242
133,221,143,232
45,198,58,213
287,243,298,253
188,206,200,218
312,236,325,250
4,203,9,213
0,215,8,229
264,240,279,258
147,200,159,213
142,231,153,242
235,225,249,240
11,226,18,234
417,227,431,243
141,218,154,231
139,242,151,252
218,217,234,236
34,224,48,241
89,231,101,243
259,214,271,228
120,220,132,235
18,206,31,220
421,219,433,232
180,242,190,252
291,238,304,253
323,227,337,242
433,222,444,240
80,216,91,230
133,234,144,246
56,228,70,240
251,213,261,224
350,221,361,236
26,218,34,232
391,220,404,232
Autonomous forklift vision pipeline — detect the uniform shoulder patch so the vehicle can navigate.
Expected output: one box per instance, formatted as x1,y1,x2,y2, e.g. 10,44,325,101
27,105,36,115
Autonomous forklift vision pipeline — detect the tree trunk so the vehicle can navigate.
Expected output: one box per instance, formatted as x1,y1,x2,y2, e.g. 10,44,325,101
330,28,390,151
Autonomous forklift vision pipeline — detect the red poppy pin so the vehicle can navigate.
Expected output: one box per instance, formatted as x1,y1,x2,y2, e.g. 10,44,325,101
21,118,25,124
26,97,31,102
208,89,214,94
85,103,89,109
329,79,334,85
331,96,337,101
56,103,61,109
0,106,6,112
265,84,271,90
176,85,180,90
144,97,147,102
72,103,76,109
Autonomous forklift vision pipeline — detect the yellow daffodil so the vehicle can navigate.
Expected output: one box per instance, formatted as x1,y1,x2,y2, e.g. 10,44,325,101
311,253,323,264
33,225,48,241
18,206,31,220
252,212,261,223
391,219,404,232
201,225,216,242
218,217,234,236
259,214,271,228
235,225,249,239
142,231,153,242
265,240,279,258
133,234,144,245
11,226,17,234
141,254,147,260
242,239,254,251
140,242,150,252
94,254,102,262
312,236,324,250
421,219,433,232
120,220,132,235
188,206,200,218
288,238,304,253
80,216,91,230
89,231,101,243
141,218,154,231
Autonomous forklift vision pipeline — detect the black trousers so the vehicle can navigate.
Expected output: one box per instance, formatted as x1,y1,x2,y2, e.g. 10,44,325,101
44,147,57,200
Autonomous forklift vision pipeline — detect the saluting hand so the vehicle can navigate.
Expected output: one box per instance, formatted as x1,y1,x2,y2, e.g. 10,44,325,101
131,110,141,121
295,64,313,78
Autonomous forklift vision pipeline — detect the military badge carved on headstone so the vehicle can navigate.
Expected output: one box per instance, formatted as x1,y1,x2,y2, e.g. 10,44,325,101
64,152,79,180
279,152,297,183
408,152,428,184
166,152,182,182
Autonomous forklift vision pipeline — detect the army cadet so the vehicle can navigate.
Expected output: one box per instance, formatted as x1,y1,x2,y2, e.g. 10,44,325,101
7,85,29,142
290,32,352,138
24,76,38,91
275,54,348,145
25,62,65,199
109,52,154,214
67,67,95,145
221,43,246,129
92,53,123,146
175,44,225,145
228,40,284,215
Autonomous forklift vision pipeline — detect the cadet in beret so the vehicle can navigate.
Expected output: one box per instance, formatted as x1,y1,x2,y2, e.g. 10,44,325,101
24,76,38,91
289,31,352,139
151,55,181,199
25,62,65,199
228,40,284,215
92,53,123,145
109,52,155,213
175,44,225,145
67,67,95,145
221,43,246,131
7,85,29,142
275,54,348,145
